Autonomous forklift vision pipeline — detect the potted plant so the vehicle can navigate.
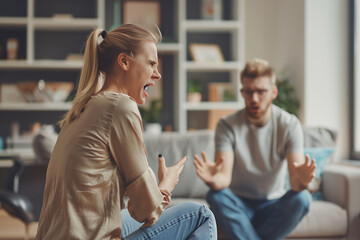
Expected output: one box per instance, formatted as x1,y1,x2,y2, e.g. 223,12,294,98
273,78,300,117
187,78,202,102
139,99,162,134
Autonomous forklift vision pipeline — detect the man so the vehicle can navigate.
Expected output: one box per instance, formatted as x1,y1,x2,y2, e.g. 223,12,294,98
194,59,316,240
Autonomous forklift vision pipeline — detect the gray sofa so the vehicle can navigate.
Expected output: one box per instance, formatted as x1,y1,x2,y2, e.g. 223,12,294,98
143,128,360,240
2,127,359,239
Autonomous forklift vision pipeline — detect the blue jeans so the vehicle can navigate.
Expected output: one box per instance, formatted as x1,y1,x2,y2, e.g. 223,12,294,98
121,202,217,240
207,188,311,240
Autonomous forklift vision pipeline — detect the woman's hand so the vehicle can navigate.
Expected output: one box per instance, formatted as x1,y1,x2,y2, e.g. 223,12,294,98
194,151,223,184
158,154,188,193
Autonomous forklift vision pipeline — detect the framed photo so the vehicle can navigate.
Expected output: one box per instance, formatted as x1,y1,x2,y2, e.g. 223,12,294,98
123,1,161,26
189,43,224,63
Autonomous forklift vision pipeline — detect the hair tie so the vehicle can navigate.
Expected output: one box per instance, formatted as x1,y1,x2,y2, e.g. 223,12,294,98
101,30,107,39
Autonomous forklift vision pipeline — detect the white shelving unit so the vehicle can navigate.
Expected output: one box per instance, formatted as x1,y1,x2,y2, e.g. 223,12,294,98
177,0,245,132
0,0,244,132
0,0,105,111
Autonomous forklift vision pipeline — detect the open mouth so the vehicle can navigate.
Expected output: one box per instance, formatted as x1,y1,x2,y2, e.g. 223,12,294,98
144,84,150,92
249,106,260,112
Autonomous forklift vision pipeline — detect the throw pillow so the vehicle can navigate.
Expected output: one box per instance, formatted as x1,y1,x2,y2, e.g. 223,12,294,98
304,147,335,200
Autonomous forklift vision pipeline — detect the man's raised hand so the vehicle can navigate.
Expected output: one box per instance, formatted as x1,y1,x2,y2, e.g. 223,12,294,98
194,151,223,184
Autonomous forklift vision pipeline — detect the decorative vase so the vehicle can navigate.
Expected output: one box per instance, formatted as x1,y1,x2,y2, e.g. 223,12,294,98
145,123,162,135
187,92,202,102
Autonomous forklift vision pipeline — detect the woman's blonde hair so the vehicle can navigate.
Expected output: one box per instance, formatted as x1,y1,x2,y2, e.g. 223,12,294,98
59,24,162,127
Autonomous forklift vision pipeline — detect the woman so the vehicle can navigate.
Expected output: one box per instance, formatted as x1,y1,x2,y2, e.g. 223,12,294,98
35,24,216,240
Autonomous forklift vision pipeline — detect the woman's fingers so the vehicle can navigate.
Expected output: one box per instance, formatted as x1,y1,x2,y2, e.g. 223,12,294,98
177,156,188,166
174,156,187,172
158,154,166,168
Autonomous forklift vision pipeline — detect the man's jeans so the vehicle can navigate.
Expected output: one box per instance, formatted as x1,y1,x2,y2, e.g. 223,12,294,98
207,188,311,240
121,202,217,240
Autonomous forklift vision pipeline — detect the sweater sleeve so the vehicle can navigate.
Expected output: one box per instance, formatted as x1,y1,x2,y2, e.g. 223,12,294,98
108,102,169,225
127,167,171,227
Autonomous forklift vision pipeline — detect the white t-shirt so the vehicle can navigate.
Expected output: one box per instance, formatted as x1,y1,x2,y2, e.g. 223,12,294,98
215,104,303,200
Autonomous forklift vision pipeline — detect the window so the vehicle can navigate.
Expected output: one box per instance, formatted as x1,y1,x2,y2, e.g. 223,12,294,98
351,0,360,159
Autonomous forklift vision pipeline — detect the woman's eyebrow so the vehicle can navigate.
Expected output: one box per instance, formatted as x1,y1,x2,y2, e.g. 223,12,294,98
149,60,157,65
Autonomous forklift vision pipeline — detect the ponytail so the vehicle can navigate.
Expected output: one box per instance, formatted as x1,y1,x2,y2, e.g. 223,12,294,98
59,29,103,128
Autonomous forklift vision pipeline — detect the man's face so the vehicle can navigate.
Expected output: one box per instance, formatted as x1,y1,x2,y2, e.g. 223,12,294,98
241,75,278,120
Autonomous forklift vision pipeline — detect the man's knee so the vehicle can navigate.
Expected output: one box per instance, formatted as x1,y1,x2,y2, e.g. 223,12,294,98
291,190,312,214
206,188,231,206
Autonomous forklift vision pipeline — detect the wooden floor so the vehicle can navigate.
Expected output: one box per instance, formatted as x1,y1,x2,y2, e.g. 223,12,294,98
0,210,37,240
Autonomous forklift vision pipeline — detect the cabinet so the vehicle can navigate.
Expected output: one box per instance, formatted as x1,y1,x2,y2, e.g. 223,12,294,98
0,0,244,142
178,0,245,132
0,0,104,110
0,0,104,142
0,0,180,141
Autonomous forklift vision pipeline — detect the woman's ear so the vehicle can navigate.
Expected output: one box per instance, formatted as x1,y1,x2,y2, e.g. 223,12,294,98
117,53,130,70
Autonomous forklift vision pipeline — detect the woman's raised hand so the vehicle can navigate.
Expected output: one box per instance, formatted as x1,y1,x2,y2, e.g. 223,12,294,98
158,154,188,193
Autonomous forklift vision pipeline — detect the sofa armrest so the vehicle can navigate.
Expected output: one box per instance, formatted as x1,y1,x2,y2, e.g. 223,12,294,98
322,164,360,240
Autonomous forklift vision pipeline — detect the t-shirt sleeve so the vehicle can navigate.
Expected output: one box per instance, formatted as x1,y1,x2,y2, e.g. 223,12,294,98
285,117,304,155
108,105,167,225
215,118,235,152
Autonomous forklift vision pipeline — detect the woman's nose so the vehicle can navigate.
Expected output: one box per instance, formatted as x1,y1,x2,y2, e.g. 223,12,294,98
153,68,161,80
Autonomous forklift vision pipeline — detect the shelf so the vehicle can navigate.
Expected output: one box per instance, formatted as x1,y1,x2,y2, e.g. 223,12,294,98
0,148,36,165
185,61,241,71
184,102,243,110
157,43,180,53
0,17,27,26
0,102,72,111
33,18,99,30
0,60,83,70
184,20,242,32
0,0,245,133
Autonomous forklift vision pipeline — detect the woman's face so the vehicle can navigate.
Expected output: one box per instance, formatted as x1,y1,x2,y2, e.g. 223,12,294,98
126,41,161,104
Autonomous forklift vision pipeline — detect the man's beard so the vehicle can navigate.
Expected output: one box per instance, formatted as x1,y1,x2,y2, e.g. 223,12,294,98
245,100,272,120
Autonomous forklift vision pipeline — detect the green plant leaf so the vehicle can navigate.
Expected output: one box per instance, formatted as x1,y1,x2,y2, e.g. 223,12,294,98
273,79,300,117
188,78,202,93
138,99,162,123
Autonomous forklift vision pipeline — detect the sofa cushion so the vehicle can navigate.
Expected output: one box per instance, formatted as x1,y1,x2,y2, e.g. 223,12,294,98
287,201,347,238
303,127,337,148
144,130,215,199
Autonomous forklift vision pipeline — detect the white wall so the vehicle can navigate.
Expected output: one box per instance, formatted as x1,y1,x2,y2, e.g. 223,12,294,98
245,0,350,159
245,0,305,118
304,0,349,159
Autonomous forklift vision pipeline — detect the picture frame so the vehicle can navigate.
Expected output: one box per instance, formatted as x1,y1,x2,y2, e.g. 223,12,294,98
123,1,161,26
189,43,224,63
